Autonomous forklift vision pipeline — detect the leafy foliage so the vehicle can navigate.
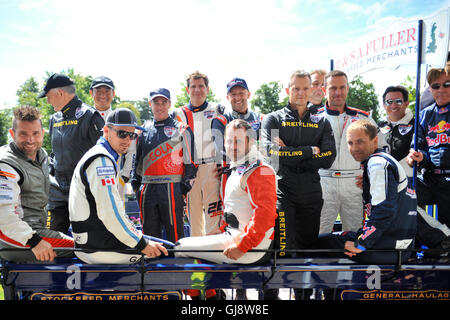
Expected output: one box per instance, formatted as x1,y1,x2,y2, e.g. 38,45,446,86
347,75,381,122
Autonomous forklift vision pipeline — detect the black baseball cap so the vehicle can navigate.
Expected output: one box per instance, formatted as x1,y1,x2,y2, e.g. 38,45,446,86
37,73,74,98
90,76,115,90
105,108,145,131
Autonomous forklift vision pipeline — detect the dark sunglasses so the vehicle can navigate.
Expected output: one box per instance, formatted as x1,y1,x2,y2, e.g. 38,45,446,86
385,98,404,106
109,127,138,140
430,81,450,90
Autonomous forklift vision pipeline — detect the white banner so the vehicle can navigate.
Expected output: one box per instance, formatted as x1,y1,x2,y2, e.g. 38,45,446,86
332,7,450,80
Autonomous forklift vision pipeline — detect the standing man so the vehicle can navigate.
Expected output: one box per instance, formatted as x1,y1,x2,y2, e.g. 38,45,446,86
69,108,168,264
318,70,387,234
89,76,135,200
378,85,414,180
89,76,116,120
38,73,104,234
407,62,450,229
212,77,262,165
212,77,262,199
173,71,225,237
309,69,326,108
316,120,416,264
261,70,336,256
132,88,197,243
0,106,74,263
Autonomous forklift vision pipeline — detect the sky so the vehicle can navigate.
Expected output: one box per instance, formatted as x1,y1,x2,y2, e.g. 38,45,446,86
0,0,449,110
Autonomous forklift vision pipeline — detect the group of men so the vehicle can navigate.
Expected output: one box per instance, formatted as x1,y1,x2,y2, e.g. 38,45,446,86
1,63,450,299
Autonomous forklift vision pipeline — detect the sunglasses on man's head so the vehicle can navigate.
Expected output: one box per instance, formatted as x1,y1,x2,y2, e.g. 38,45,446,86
430,81,450,90
109,127,138,140
385,98,404,106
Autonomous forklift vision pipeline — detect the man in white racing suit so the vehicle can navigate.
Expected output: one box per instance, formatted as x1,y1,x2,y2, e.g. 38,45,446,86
68,108,168,264
175,119,277,264
172,71,225,237
318,70,387,234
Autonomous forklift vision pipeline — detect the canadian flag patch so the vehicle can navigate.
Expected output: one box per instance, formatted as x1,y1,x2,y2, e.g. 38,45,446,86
101,178,115,186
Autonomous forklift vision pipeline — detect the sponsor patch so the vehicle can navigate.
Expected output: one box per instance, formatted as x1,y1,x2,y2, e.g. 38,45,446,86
203,110,215,119
164,126,177,138
0,194,13,202
0,170,16,179
309,114,323,124
379,125,391,135
96,166,115,176
0,180,14,203
248,119,261,130
398,124,413,135
101,178,115,186
75,107,86,119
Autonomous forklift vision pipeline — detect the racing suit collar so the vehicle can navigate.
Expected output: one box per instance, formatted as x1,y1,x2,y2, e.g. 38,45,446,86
324,101,354,116
362,148,385,166
61,96,82,118
97,137,119,162
435,101,450,114
154,117,172,126
231,108,250,119
188,100,208,112
286,103,311,120
229,145,258,169
387,108,414,125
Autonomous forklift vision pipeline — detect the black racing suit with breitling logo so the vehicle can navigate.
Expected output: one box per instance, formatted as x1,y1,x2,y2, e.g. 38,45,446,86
48,96,104,233
261,103,336,256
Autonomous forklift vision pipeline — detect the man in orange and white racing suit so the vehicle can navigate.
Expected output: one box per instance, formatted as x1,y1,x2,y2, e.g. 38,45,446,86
175,119,277,264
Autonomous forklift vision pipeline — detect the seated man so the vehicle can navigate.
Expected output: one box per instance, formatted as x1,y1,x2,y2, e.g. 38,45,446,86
0,106,74,263
68,108,168,264
315,119,417,264
174,119,277,264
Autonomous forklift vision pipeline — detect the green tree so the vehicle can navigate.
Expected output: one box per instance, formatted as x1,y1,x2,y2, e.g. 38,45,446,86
116,101,142,125
347,76,381,122
0,108,13,146
250,81,287,115
135,98,151,122
400,75,417,115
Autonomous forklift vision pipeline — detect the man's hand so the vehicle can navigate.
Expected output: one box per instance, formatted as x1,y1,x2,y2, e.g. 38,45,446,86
312,146,321,155
31,239,56,262
141,241,168,258
355,175,363,189
213,166,224,178
223,243,245,260
344,241,362,258
406,149,424,167
273,137,286,147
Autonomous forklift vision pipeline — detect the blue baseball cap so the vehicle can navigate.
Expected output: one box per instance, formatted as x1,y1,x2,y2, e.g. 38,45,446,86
149,88,171,101
227,78,249,93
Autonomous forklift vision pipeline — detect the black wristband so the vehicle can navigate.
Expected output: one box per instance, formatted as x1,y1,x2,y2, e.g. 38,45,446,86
134,236,147,252
26,233,42,248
